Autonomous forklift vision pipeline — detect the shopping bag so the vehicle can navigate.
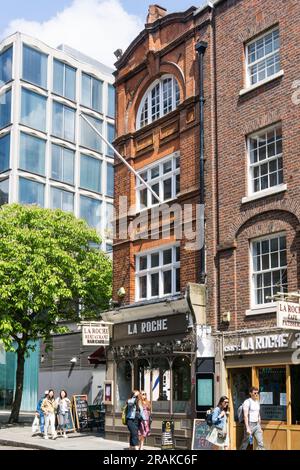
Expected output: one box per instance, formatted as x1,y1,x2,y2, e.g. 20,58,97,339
32,415,40,435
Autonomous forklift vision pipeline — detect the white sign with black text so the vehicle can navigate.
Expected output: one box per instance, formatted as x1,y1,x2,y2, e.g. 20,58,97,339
82,323,110,346
277,301,300,330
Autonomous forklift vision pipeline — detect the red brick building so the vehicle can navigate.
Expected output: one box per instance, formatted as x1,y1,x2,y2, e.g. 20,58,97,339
206,0,300,450
102,4,213,448
103,0,300,450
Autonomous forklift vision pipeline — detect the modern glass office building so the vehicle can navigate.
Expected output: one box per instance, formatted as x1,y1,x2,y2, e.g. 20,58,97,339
0,32,115,410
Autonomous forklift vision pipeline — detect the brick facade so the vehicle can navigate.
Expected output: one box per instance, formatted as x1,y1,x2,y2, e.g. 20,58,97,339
113,6,212,306
205,0,300,334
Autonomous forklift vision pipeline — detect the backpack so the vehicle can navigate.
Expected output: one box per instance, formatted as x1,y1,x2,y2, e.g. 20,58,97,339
121,404,128,425
205,408,214,426
238,398,252,424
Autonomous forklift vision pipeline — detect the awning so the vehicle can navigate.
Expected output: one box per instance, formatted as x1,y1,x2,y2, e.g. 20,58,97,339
88,346,106,364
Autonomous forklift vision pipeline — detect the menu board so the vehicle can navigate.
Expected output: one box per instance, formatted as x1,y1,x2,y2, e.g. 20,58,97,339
161,420,175,450
191,419,213,450
72,395,88,430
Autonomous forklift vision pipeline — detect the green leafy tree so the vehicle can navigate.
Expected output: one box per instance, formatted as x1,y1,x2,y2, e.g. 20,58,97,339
0,204,112,423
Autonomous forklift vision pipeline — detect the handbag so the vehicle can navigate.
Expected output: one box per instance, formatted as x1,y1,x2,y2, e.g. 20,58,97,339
217,430,227,441
32,415,40,435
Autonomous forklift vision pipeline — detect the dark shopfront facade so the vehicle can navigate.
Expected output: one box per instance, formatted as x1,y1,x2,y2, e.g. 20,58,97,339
102,298,198,449
222,328,300,450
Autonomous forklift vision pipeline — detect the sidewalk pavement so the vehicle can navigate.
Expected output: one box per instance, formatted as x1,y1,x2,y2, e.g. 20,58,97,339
0,425,158,451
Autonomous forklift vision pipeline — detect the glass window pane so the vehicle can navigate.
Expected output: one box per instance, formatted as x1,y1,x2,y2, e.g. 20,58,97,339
139,188,147,208
163,270,172,294
163,249,172,265
53,60,76,101
0,47,13,87
176,268,180,292
107,163,114,197
163,178,172,200
176,246,180,262
105,202,114,239
19,177,44,206
151,253,159,267
0,133,10,172
151,183,159,204
0,89,11,129
151,166,159,179
151,273,159,297
21,88,46,132
22,45,47,88
139,256,147,270
51,144,74,184
80,195,102,230
20,132,45,175
52,101,75,142
92,77,102,112
81,73,91,108
139,276,147,299
65,64,76,101
107,123,115,157
80,154,102,193
51,187,74,212
53,59,64,97
259,368,286,421
108,84,115,117
0,178,9,205
81,114,102,152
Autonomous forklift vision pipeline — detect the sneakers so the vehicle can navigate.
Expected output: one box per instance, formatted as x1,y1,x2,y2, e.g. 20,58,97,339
52,432,57,440
44,435,49,440
63,433,68,438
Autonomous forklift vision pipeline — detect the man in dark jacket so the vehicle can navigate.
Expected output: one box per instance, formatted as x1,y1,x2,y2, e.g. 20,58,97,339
34,390,48,436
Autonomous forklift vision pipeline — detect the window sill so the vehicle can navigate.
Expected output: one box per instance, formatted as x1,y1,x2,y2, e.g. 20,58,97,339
239,70,284,97
242,184,287,204
245,304,277,316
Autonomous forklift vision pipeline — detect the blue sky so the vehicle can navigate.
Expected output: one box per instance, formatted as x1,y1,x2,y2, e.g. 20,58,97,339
0,0,198,31
0,0,203,67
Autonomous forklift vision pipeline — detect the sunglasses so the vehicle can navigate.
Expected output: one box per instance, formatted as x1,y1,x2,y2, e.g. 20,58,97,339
252,392,259,395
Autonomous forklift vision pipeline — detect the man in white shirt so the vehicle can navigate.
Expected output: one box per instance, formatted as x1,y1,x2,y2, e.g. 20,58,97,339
240,386,265,450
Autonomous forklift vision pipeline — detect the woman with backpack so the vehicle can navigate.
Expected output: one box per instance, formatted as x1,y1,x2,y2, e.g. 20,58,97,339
138,391,151,450
206,396,230,450
126,390,147,450
55,390,71,438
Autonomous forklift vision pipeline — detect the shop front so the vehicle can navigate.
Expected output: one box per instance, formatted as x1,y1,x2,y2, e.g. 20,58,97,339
223,328,300,450
102,298,198,449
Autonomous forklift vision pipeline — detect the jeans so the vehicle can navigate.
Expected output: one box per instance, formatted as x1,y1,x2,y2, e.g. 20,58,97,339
57,413,69,431
240,422,264,450
127,418,139,447
44,413,56,437
39,413,45,434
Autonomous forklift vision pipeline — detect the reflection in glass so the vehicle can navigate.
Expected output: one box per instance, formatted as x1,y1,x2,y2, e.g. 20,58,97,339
21,88,46,132
80,114,102,152
0,178,9,205
80,154,101,193
23,45,47,88
80,195,101,231
53,59,76,101
20,132,45,175
19,177,44,206
0,89,11,129
0,47,13,87
51,187,74,212
51,144,74,184
0,133,10,172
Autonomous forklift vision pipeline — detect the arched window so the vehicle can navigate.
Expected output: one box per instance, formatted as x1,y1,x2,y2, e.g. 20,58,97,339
137,75,180,129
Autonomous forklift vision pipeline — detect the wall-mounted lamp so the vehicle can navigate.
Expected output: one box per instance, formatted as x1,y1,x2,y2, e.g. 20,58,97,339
40,354,45,364
70,357,78,364
136,344,142,351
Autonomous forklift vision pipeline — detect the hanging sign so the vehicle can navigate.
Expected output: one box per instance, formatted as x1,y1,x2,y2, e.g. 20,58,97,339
81,322,110,346
277,301,300,330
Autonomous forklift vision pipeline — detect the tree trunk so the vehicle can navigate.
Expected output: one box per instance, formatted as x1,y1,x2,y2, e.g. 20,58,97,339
8,345,26,424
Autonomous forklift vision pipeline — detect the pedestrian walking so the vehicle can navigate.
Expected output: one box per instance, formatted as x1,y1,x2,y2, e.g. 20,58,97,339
41,389,58,440
126,390,146,450
206,396,230,450
33,390,48,436
240,386,265,450
138,391,151,450
55,390,71,438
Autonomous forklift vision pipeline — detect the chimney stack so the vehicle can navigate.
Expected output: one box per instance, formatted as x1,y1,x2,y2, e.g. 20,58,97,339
146,4,167,24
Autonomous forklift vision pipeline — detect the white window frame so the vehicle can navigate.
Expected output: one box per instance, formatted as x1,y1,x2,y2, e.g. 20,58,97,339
136,152,180,211
245,27,280,88
247,123,283,196
135,244,180,301
250,232,287,310
137,75,180,130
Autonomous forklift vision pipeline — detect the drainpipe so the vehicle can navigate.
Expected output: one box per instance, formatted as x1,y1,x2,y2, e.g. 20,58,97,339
195,41,208,284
